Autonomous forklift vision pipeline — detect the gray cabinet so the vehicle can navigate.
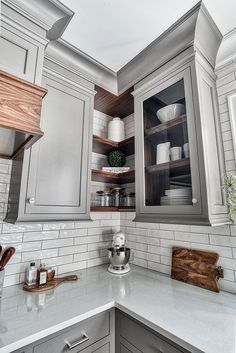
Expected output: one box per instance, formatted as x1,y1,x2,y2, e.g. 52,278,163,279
13,310,115,353
116,310,189,353
5,64,94,222
133,48,229,226
0,4,46,85
13,349,32,353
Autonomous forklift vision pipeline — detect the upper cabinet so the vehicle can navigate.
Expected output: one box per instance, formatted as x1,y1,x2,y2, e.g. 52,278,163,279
133,5,229,226
5,42,95,222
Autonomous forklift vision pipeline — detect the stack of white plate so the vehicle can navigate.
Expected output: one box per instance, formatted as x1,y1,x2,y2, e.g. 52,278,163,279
160,188,192,206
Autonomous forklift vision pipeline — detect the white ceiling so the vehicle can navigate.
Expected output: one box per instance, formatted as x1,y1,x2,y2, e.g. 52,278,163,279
61,0,236,72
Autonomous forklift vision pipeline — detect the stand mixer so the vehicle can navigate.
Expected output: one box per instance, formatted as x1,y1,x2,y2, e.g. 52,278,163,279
108,232,130,274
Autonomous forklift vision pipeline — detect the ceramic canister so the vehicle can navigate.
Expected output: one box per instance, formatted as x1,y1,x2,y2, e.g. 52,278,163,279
156,142,171,164
108,117,125,142
170,146,182,161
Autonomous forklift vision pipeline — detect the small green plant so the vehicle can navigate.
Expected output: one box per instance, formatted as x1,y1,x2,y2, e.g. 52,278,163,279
107,150,126,167
224,173,236,221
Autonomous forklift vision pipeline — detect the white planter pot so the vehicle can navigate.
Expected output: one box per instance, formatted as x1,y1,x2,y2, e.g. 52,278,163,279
108,117,125,142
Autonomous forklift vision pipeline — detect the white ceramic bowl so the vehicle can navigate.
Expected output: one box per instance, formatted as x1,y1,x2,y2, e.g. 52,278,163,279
156,103,185,123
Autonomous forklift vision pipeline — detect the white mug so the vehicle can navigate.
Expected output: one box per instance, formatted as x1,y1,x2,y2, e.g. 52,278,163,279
156,142,170,164
183,143,189,158
170,146,182,161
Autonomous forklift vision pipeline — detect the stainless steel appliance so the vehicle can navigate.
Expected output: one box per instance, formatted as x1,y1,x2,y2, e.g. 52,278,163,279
108,232,130,274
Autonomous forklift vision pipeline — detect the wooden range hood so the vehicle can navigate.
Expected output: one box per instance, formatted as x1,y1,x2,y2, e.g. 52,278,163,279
0,70,47,159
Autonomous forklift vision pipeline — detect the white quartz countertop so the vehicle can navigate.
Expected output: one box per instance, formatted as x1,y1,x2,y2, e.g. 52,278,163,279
0,265,236,353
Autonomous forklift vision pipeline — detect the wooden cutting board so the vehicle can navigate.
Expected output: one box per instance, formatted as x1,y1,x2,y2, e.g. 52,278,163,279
23,275,78,292
171,247,224,292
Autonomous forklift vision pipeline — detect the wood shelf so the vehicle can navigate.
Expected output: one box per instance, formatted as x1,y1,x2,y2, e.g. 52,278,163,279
91,206,135,212
145,115,187,139
146,158,190,175
92,169,135,184
93,135,134,156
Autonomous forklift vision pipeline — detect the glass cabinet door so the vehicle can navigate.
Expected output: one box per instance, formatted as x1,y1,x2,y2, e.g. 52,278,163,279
139,68,201,214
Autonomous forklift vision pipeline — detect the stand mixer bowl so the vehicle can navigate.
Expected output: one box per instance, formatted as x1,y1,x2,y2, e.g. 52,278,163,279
108,247,130,269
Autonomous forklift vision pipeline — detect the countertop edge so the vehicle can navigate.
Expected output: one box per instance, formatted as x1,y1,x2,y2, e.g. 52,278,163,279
1,302,115,353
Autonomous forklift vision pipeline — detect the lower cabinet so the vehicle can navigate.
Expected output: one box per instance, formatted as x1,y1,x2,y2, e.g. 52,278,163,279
13,310,115,353
116,310,189,353
14,309,190,353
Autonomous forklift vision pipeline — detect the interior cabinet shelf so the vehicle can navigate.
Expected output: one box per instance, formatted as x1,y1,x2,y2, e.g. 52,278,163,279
91,206,135,212
93,135,134,156
145,115,187,139
92,169,135,184
146,158,190,175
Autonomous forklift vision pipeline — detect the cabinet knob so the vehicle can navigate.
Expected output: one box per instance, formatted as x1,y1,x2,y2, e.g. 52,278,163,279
28,197,35,204
192,198,198,204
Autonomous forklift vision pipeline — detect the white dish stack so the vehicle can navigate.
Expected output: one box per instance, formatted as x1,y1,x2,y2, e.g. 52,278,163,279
160,188,192,206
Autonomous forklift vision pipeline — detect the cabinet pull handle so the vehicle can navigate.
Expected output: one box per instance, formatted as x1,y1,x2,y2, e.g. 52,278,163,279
28,197,35,204
192,198,197,204
65,332,89,350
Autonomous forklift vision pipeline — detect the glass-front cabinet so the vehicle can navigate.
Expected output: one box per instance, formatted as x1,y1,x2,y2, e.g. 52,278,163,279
133,56,229,225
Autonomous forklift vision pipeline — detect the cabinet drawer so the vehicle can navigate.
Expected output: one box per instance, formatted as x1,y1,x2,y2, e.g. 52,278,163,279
85,342,110,353
119,312,185,353
33,312,110,353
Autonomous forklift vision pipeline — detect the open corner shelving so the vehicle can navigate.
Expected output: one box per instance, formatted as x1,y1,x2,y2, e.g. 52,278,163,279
93,135,135,156
91,134,135,212
92,169,135,184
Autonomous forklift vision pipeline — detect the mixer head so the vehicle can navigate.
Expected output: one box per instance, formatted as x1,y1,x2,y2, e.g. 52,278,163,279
112,231,125,248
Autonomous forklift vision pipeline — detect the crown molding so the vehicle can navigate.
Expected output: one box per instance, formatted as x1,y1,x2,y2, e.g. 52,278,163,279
1,0,74,40
117,2,222,94
216,28,236,70
44,39,118,95
1,1,223,96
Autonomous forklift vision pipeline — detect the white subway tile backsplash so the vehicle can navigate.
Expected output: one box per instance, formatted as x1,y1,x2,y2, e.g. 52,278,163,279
22,249,58,262
43,222,75,231
87,257,108,267
4,274,20,287
2,223,42,233
43,255,73,267
74,235,100,245
58,261,87,275
175,231,209,244
190,225,230,235
59,245,87,256
148,261,170,275
23,231,59,241
59,228,88,238
210,235,236,247
42,238,73,249
13,242,42,252
0,233,23,243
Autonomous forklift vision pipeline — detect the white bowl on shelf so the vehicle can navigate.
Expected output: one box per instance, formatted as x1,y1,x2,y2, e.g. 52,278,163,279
165,188,192,197
156,104,185,123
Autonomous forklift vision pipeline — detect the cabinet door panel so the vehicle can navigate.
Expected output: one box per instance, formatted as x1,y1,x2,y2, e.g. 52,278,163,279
135,66,201,217
25,72,92,217
0,26,38,82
